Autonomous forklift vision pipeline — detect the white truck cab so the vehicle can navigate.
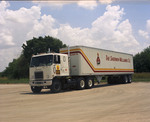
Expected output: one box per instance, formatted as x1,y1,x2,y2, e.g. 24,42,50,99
29,53,69,93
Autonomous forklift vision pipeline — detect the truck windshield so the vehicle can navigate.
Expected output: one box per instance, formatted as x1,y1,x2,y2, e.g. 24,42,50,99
30,55,53,67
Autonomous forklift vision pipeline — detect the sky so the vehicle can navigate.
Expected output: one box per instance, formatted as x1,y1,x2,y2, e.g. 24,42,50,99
0,0,150,72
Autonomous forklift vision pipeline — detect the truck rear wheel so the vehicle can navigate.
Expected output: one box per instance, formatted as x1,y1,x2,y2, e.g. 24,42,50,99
122,75,128,84
77,77,85,90
31,86,42,93
85,77,93,89
51,78,62,93
128,75,132,83
107,76,114,84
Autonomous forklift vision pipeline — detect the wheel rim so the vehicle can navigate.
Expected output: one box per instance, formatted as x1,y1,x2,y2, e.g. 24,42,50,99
80,80,85,88
88,80,93,87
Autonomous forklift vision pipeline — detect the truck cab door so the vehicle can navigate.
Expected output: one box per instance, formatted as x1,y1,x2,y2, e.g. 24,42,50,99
54,54,69,76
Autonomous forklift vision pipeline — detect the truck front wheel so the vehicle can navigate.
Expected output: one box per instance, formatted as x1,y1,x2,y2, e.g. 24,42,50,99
31,86,42,93
51,78,62,93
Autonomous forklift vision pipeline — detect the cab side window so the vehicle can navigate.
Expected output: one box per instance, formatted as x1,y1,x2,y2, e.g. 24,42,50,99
54,55,60,64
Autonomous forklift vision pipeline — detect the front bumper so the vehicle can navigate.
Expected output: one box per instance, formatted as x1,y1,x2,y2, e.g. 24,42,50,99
29,79,52,87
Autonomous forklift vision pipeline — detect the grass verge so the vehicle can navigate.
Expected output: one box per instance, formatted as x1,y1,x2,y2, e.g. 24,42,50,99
0,77,29,84
132,73,150,82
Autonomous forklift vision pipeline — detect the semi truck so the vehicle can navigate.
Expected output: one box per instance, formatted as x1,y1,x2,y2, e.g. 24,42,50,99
29,46,134,93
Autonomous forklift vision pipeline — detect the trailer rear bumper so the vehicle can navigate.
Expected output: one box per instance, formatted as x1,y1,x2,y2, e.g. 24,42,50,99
29,79,52,87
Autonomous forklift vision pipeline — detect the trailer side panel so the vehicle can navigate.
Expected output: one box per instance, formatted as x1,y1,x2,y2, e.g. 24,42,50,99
60,46,134,76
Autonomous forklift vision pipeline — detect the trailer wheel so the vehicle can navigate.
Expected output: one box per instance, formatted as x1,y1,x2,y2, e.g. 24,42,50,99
77,77,85,90
85,77,93,89
128,75,132,83
122,75,128,84
107,76,113,84
31,86,42,93
51,78,62,93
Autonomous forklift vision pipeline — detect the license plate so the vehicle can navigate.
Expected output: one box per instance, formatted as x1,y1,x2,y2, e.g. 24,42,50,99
35,82,43,84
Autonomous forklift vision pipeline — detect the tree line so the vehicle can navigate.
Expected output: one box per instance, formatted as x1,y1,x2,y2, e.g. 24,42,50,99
0,35,150,79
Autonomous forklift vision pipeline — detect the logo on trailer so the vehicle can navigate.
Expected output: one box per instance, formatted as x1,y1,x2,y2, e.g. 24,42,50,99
96,53,101,65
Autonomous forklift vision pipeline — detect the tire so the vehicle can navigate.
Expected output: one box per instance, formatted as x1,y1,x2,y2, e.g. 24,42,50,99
122,75,128,84
31,86,42,93
51,78,62,93
85,77,94,89
107,76,113,84
77,77,85,90
128,75,132,83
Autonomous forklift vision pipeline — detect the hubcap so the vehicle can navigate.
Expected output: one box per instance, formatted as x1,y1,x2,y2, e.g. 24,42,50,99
88,80,93,87
80,80,85,88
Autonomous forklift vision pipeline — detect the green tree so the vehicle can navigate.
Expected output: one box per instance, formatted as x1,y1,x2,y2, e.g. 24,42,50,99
22,36,66,62
2,55,29,79
2,59,19,79
134,46,150,72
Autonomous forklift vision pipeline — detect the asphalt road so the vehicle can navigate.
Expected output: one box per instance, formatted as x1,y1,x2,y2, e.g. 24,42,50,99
0,82,150,122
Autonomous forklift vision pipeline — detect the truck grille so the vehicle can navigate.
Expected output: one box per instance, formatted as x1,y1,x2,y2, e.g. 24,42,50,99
34,71,43,80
